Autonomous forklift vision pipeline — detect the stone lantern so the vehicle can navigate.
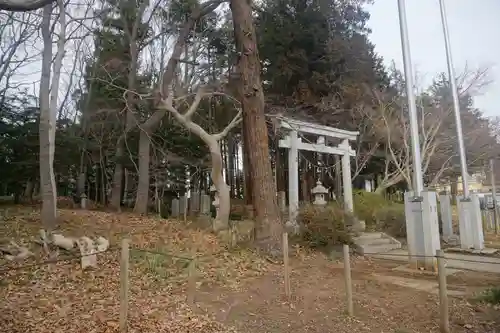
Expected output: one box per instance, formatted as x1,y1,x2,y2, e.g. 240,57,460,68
311,180,328,206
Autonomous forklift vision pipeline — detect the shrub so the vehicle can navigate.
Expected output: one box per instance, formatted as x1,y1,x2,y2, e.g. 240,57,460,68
374,204,406,238
480,287,500,304
353,190,391,226
297,203,353,248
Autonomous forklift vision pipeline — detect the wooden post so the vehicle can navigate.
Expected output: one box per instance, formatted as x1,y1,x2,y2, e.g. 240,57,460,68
437,250,450,333
119,239,130,333
187,258,197,305
282,232,291,297
343,244,353,316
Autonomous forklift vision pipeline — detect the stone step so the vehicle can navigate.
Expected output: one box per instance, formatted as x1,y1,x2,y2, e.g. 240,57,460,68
357,242,402,256
361,237,393,246
353,232,384,241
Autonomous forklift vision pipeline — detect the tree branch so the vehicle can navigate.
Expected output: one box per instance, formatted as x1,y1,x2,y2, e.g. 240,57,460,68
0,0,53,12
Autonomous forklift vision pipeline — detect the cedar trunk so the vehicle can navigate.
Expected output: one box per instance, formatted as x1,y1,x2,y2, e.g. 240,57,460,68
134,131,151,214
242,122,253,205
229,0,281,252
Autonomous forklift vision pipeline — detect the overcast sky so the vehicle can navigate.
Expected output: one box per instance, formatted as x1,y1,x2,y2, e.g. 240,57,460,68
367,0,500,117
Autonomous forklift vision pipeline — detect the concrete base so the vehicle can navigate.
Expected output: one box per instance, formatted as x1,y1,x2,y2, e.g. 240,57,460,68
404,191,440,271
372,248,500,273
439,194,454,238
371,274,466,296
471,194,485,249
458,196,484,250
446,247,498,255
392,264,462,276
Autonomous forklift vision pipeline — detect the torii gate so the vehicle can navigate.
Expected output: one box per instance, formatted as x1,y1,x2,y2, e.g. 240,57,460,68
277,116,359,223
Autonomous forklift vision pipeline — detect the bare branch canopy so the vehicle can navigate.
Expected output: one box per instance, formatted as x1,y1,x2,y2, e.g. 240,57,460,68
0,0,53,12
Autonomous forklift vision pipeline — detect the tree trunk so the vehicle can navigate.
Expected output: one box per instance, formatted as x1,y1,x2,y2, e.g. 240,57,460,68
24,180,34,200
39,3,57,232
77,172,85,199
228,137,235,197
450,177,457,204
210,142,230,229
123,167,129,205
242,125,253,205
134,131,151,214
230,0,281,253
110,141,124,209
374,186,386,195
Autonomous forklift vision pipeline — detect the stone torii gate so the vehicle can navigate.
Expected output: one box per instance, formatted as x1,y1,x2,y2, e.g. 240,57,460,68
277,116,359,223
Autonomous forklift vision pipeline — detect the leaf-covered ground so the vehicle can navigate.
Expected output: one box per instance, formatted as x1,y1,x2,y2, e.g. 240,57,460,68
195,254,500,333
0,206,499,333
0,207,266,333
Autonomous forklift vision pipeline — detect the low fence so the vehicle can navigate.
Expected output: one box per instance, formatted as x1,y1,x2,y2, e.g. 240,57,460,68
0,242,217,333
0,246,121,332
278,235,500,333
2,236,500,333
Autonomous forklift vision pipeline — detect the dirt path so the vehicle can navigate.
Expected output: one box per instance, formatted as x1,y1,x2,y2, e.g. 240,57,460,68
194,255,500,333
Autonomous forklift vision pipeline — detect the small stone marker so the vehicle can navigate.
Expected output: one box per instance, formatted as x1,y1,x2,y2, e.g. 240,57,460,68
179,196,188,217
77,236,97,269
190,191,200,214
200,194,211,215
171,199,180,217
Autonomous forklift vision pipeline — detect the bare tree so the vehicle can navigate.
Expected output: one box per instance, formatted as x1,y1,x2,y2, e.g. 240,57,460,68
161,87,241,227
0,12,41,99
373,98,449,193
39,0,66,232
0,0,53,12
120,0,223,213
369,67,494,193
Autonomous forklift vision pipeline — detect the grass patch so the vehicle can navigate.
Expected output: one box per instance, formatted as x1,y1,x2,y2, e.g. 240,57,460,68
479,287,500,304
130,248,192,284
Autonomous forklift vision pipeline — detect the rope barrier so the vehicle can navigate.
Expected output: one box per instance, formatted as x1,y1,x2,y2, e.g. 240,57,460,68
0,245,233,276
130,247,194,261
2,241,499,277
360,251,500,265
0,246,119,274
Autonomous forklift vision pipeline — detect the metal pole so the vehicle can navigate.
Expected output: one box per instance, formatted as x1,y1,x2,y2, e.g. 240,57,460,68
397,0,424,195
491,158,498,234
438,0,470,198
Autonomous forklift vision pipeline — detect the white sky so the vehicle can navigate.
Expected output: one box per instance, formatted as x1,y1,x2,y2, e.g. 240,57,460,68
367,0,500,117
7,0,500,119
